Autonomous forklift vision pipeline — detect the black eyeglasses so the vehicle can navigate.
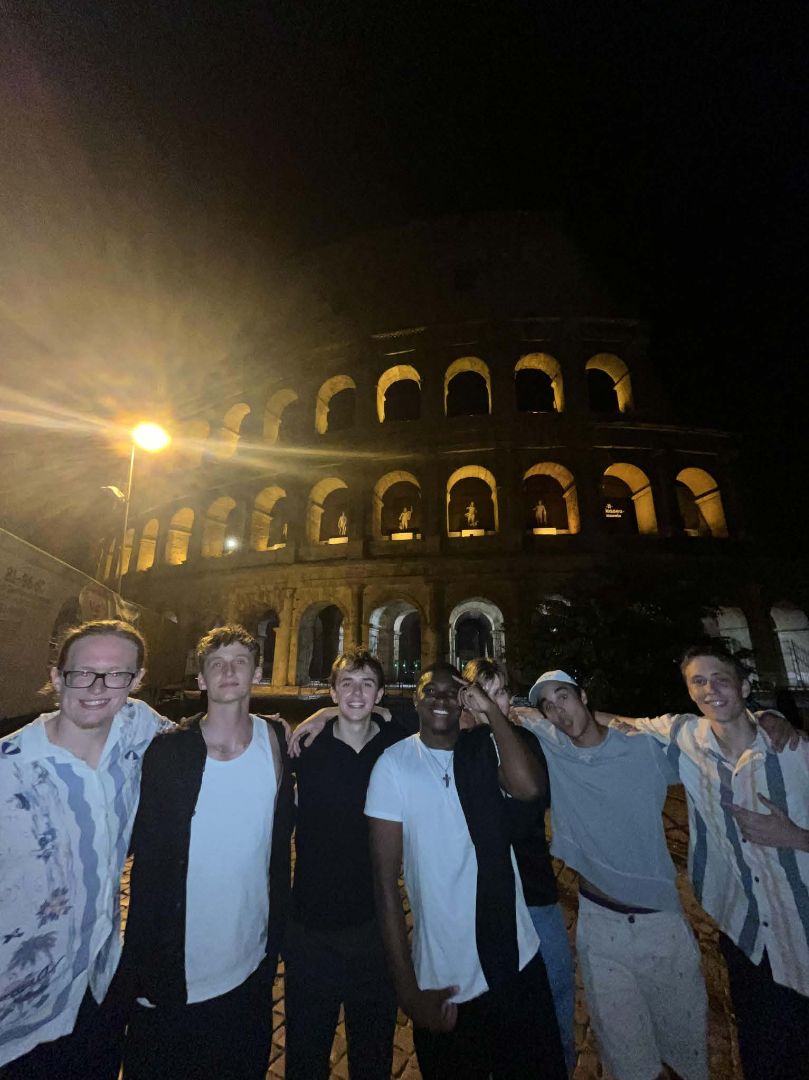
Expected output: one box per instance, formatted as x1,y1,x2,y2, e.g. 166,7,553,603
61,670,138,689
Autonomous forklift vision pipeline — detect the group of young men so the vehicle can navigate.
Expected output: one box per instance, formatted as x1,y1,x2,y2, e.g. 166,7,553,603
1,617,807,1079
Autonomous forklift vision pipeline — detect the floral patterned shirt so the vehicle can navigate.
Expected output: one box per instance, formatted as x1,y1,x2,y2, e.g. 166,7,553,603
0,699,169,1066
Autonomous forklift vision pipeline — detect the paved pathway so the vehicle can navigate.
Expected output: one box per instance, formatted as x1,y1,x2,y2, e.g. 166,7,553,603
122,787,743,1078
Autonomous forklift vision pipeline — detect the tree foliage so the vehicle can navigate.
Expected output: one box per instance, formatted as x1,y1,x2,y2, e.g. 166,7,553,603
507,562,728,715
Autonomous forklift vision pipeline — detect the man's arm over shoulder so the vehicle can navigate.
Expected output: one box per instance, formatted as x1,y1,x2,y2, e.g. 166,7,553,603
592,709,682,745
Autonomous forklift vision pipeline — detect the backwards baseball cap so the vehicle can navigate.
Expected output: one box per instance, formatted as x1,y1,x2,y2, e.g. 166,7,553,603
528,669,579,707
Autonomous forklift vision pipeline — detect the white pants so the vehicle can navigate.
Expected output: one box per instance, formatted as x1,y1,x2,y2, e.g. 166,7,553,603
576,895,708,1080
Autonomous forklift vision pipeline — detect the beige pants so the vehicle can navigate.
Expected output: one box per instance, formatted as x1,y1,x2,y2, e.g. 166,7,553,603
576,895,708,1080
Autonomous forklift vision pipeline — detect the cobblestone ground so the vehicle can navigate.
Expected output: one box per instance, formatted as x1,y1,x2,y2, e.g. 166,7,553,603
121,786,742,1078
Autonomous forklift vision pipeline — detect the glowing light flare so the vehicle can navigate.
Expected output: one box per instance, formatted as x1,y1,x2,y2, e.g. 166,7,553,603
132,421,171,453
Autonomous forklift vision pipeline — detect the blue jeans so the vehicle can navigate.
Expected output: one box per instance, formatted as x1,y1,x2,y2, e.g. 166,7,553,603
529,903,576,1075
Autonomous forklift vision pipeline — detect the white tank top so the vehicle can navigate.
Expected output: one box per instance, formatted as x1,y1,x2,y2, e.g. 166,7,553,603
184,716,277,1002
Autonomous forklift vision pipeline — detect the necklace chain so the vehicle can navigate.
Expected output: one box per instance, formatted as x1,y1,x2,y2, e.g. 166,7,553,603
422,744,454,788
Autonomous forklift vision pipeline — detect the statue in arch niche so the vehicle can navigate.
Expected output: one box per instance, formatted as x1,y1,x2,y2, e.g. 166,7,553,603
398,506,413,531
533,499,548,526
337,510,348,537
465,501,478,528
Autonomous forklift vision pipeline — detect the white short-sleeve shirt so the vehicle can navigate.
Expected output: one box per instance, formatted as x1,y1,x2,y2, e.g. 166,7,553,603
365,734,538,1003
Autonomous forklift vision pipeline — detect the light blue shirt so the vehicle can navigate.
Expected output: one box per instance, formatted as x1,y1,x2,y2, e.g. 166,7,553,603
0,699,168,1066
517,714,682,912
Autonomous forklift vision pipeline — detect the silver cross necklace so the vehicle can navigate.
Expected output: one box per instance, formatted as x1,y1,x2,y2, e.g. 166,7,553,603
422,743,454,788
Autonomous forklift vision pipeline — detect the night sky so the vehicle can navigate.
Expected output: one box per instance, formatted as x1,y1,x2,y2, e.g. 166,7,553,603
1,1,807,551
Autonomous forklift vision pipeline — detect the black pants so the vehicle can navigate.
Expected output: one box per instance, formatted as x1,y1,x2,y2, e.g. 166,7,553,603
1,982,127,1080
122,958,273,1080
720,933,809,1080
283,919,397,1080
413,951,567,1080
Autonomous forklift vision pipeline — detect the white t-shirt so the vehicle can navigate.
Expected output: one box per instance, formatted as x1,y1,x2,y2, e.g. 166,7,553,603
184,716,277,1002
364,734,539,1003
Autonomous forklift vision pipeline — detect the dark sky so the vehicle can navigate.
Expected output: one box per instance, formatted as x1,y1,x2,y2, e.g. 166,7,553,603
1,1,807,547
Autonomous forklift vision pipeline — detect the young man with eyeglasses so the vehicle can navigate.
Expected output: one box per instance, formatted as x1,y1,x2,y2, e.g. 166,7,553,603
365,662,567,1079
120,625,294,1080
0,619,169,1078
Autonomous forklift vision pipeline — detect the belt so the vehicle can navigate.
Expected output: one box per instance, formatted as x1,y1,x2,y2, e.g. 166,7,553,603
579,886,659,916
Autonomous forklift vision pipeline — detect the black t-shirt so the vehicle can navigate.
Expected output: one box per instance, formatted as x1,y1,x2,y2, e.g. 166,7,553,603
291,716,406,931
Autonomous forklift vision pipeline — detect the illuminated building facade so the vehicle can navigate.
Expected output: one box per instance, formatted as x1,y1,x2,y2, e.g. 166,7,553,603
97,215,809,692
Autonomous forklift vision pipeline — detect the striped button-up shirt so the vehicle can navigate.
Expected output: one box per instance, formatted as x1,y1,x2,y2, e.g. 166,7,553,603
0,700,169,1066
633,711,809,997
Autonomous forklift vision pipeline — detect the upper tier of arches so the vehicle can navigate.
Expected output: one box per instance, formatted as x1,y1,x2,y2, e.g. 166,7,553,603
166,350,639,466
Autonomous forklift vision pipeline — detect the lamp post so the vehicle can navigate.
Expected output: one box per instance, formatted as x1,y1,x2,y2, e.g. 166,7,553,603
115,422,171,595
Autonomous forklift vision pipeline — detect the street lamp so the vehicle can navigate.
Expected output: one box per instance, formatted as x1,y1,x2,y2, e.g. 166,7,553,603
114,422,171,595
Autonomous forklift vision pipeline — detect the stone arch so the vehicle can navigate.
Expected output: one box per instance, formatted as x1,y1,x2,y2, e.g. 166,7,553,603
676,467,728,538
448,597,506,669
250,486,287,550
307,477,349,543
368,599,423,684
444,357,491,416
586,353,633,413
602,463,658,535
372,470,422,538
263,389,299,445
255,608,281,682
175,419,210,468
217,403,251,459
377,364,422,422
202,495,237,557
296,600,347,683
703,607,754,664
315,375,357,434
523,463,579,534
771,602,809,688
136,518,159,571
446,465,498,535
515,353,564,413
164,507,195,565
119,527,135,577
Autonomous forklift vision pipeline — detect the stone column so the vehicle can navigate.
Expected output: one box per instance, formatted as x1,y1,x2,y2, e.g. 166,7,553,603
271,587,295,688
423,581,448,664
349,584,365,649
650,451,680,538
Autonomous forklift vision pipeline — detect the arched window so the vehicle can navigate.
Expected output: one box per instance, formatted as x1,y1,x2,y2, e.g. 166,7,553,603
202,496,237,557
601,464,658,535
250,486,287,550
703,607,754,661
120,527,134,577
515,354,563,413
377,365,421,422
523,463,579,534
676,468,728,537
586,354,633,413
771,603,809,688
256,609,280,682
216,403,250,459
164,507,194,565
444,357,491,417
307,478,349,543
368,599,422,683
296,602,346,683
372,471,422,538
263,389,299,445
446,466,498,536
315,375,357,434
136,518,159,571
448,598,505,668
